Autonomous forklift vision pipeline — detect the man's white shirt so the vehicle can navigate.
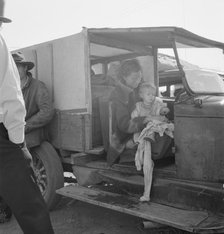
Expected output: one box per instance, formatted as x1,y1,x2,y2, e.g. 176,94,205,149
0,33,26,144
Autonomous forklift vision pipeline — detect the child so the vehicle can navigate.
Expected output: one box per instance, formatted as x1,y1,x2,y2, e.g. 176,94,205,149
132,82,169,120
131,82,173,202
131,82,170,142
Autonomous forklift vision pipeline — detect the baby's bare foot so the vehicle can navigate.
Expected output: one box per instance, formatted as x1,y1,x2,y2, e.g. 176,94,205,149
139,195,150,202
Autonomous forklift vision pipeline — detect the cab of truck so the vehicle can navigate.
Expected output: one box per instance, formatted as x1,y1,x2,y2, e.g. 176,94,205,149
16,27,224,233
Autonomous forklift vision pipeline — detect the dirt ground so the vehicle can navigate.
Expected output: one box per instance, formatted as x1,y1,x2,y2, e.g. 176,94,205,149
0,196,147,234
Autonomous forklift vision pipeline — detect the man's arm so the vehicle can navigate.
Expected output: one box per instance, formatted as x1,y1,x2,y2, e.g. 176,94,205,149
0,34,26,143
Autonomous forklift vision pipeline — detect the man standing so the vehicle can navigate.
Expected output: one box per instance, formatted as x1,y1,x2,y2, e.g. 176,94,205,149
0,0,54,233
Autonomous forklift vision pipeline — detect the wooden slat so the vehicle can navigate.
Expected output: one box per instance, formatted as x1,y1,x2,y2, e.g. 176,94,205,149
85,146,105,155
57,184,208,232
153,47,159,95
97,170,144,186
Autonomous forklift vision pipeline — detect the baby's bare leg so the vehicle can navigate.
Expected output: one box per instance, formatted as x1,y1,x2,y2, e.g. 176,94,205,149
135,139,145,171
140,141,154,202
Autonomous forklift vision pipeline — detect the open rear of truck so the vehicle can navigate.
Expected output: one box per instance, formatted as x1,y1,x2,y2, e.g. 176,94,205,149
17,27,224,233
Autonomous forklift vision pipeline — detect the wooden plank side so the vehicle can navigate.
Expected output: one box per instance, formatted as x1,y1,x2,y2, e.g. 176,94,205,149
57,184,208,232
53,33,87,110
36,44,54,101
49,110,92,151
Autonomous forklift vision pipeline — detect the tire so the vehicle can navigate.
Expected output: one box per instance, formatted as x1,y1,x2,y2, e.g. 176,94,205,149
30,141,64,210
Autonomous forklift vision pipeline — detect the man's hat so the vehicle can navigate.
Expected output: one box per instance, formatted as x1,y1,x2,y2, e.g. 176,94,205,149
0,0,12,23
12,52,35,71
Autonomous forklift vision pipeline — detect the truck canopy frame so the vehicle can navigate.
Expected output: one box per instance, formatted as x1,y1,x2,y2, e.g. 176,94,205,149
88,26,224,49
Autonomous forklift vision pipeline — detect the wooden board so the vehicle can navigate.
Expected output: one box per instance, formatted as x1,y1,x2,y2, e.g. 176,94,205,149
57,184,208,232
50,110,91,151
97,170,144,186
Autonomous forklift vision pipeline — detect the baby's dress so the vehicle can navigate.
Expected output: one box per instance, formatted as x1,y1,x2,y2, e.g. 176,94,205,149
131,98,173,202
131,98,167,143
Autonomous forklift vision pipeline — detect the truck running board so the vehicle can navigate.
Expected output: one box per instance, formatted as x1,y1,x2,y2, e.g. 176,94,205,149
57,184,209,233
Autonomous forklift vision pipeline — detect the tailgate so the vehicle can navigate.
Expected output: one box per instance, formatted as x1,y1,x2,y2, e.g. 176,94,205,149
57,184,209,233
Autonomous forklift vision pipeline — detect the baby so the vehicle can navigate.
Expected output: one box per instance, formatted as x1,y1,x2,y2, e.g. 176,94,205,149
133,82,169,120
131,82,170,141
131,82,170,202
125,82,169,149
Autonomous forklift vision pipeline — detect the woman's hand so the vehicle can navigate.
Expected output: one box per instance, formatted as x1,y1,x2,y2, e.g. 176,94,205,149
143,116,152,124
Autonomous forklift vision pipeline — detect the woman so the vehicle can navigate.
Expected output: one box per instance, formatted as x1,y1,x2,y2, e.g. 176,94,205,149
107,59,147,165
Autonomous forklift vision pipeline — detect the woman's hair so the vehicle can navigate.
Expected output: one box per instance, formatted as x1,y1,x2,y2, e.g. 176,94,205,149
117,59,141,81
138,82,156,97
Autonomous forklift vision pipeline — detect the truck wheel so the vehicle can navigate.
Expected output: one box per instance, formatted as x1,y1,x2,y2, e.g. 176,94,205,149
30,141,64,210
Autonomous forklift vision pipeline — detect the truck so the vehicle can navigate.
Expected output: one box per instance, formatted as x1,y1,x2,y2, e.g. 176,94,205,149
14,26,224,233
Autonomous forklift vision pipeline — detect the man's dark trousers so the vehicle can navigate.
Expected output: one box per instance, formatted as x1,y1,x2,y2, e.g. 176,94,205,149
0,123,54,234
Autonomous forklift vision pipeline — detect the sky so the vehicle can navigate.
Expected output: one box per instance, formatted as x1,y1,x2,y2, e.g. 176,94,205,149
1,0,224,70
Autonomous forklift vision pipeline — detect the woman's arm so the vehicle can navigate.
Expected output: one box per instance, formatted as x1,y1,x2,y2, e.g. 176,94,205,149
115,100,145,134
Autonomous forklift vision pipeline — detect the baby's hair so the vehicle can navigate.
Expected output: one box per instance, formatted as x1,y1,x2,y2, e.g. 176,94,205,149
138,82,156,97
